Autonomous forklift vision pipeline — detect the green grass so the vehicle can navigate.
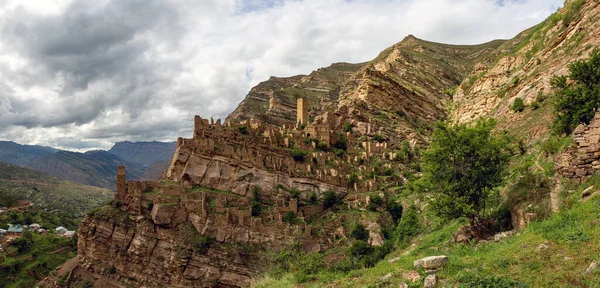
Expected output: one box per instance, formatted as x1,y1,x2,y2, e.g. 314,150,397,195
0,232,77,287
253,193,600,287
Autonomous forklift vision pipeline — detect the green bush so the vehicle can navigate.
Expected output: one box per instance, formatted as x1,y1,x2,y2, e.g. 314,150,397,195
511,98,525,112
291,149,307,161
238,125,249,135
386,200,403,225
282,211,299,224
343,122,352,132
530,101,540,110
348,173,359,187
251,186,262,216
373,134,385,143
333,133,348,150
289,188,300,199
323,190,338,209
367,194,384,212
350,223,369,241
307,191,318,204
540,135,570,156
395,204,421,242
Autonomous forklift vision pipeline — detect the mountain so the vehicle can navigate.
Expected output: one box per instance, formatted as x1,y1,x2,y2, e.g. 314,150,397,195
25,150,144,190
227,62,365,127
0,141,58,166
108,141,176,167
75,1,600,287
0,162,111,214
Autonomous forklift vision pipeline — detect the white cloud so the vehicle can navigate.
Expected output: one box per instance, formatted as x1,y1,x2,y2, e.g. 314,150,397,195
0,0,563,151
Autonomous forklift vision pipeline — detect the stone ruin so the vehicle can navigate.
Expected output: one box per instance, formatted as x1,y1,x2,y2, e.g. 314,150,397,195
557,111,600,180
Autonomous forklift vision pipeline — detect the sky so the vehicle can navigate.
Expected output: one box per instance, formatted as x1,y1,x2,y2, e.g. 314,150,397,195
0,0,564,151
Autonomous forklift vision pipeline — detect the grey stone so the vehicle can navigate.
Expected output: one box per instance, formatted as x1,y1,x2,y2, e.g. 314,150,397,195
586,260,598,274
414,255,448,269
423,274,438,288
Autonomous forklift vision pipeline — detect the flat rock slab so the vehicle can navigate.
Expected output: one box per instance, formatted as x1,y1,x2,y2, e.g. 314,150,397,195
414,255,448,270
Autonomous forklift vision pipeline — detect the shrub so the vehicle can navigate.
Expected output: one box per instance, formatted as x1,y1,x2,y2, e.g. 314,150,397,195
530,101,540,110
367,194,384,212
316,141,329,151
343,122,352,132
323,190,338,209
373,134,385,143
395,204,421,242
291,149,307,161
551,49,600,135
282,211,298,224
457,274,528,288
349,240,373,258
386,200,403,225
333,134,348,150
511,98,525,112
251,186,261,216
540,135,571,156
348,173,359,187
536,91,546,103
307,191,318,204
444,86,457,96
334,149,346,158
381,167,394,176
238,125,249,135
289,188,300,199
350,223,369,241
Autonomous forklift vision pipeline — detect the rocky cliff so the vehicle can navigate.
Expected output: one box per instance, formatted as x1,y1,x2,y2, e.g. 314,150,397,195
451,0,600,141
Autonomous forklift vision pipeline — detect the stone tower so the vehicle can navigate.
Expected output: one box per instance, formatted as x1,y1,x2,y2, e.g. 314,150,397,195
116,166,127,201
297,97,308,125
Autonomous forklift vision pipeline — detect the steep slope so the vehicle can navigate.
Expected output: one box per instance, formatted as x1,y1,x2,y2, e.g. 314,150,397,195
330,36,506,145
26,150,144,190
226,62,365,127
451,0,600,141
108,141,176,167
0,141,58,166
0,162,111,214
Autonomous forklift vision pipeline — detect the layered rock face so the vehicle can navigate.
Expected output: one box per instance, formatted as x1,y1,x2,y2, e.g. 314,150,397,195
451,0,600,141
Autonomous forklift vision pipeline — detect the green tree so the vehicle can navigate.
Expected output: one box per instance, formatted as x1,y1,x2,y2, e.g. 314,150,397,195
395,204,421,242
350,223,369,241
291,149,307,161
322,190,338,209
420,119,512,223
552,49,600,135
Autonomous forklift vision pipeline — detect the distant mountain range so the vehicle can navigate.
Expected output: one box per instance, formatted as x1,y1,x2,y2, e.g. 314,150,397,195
0,141,176,190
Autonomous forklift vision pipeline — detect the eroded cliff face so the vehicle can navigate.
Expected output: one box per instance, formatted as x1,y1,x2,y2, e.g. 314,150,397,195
226,62,365,127
451,0,600,141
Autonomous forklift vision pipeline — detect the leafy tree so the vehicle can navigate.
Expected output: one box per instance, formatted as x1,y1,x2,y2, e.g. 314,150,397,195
420,119,512,223
395,204,421,242
551,49,600,135
350,223,369,241
333,133,348,150
307,191,318,204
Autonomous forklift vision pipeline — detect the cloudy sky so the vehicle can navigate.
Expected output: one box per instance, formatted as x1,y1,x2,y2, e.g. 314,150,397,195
0,0,563,151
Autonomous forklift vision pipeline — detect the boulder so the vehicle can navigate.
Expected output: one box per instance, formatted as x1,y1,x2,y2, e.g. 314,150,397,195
414,256,448,270
377,273,393,286
403,270,421,283
398,283,408,288
423,274,438,288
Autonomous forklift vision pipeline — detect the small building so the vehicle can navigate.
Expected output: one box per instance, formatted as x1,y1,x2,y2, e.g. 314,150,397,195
29,223,41,230
7,224,23,236
63,231,76,238
37,228,47,235
0,229,6,235
55,226,68,235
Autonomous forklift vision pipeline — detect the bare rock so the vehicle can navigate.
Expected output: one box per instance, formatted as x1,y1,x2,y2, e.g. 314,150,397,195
414,256,448,270
453,226,474,243
388,257,401,263
586,260,598,274
423,274,438,288
492,230,515,242
582,186,595,198
377,273,393,286
398,283,409,288
403,270,421,283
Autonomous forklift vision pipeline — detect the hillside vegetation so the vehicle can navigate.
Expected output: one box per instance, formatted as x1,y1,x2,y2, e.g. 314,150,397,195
0,162,111,214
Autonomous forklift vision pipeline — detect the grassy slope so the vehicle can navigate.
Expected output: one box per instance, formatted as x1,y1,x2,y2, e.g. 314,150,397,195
254,186,600,287
0,232,77,288
0,162,111,214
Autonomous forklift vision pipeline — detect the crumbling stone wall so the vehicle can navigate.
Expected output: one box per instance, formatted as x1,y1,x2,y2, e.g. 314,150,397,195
556,111,600,179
